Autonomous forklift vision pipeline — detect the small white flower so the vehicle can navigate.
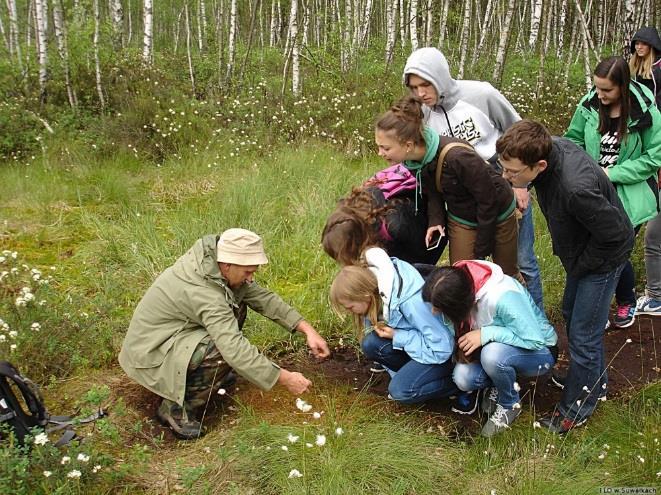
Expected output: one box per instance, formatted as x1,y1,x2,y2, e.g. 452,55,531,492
67,469,81,479
288,469,303,478
582,386,589,392
0,335,5,342
335,427,344,436
9,344,16,351
61,456,71,464
281,445,289,451
217,388,226,395
638,456,645,463
533,421,541,429
491,490,497,495
315,434,326,447
305,442,313,448
8,330,17,338
513,382,521,392
313,412,321,419
602,383,607,389
92,465,102,473
287,433,299,443
31,322,41,331
576,400,582,406
43,471,52,477
77,453,90,462
626,338,632,343
512,402,521,409
598,453,605,459
34,432,49,445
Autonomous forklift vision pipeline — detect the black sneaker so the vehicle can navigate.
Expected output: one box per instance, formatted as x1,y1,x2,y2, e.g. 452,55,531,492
451,390,482,415
613,303,636,328
538,410,587,434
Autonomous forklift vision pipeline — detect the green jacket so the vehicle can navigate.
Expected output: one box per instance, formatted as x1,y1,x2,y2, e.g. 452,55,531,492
565,81,661,226
118,235,304,405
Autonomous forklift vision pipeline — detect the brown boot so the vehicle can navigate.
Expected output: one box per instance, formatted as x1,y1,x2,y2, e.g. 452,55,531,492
156,399,206,440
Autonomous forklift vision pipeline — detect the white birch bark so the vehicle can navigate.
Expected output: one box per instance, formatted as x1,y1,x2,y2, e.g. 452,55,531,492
359,0,372,48
6,0,23,70
409,0,418,51
456,0,471,78
52,0,77,109
528,0,542,50
270,0,277,46
340,0,352,71
225,0,237,81
185,2,196,93
196,0,204,51
93,0,105,108
543,0,553,53
302,0,310,46
492,0,516,84
438,0,449,49
200,0,207,46
581,20,591,90
0,11,8,53
472,0,494,65
424,0,432,46
290,0,300,96
399,0,406,48
556,0,567,56
622,0,636,56
142,0,153,64
34,0,48,103
385,0,397,65
127,0,133,44
110,0,124,48
574,0,599,60
174,7,184,53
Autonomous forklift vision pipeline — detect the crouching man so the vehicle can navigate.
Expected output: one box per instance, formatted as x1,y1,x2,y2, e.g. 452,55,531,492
119,228,330,439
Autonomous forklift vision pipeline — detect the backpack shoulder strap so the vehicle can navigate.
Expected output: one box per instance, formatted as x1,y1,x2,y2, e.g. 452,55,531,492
0,361,47,427
435,142,475,192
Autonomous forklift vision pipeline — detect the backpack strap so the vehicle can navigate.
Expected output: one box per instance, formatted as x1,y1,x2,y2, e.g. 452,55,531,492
0,361,47,428
435,142,475,192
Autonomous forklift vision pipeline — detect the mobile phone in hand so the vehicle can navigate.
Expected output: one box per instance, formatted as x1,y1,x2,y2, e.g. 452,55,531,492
427,231,443,250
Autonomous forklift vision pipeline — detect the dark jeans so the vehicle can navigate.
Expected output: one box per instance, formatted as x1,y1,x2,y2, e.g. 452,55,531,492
559,264,624,422
361,332,458,404
519,204,545,312
614,225,641,305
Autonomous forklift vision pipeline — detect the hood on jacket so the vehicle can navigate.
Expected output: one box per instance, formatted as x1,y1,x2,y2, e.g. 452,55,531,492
403,47,460,110
583,79,656,133
454,259,504,302
630,26,661,54
390,258,425,306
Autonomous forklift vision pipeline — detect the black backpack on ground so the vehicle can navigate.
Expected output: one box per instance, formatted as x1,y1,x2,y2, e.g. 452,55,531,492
0,361,105,447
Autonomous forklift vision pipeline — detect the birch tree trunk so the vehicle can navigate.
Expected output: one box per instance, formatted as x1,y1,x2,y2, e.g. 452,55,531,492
239,0,259,82
0,11,8,53
556,0,567,56
622,0,636,56
302,0,310,46
492,0,516,84
93,0,105,109
574,0,599,60
110,0,124,49
127,0,133,44
269,0,277,46
456,0,471,78
6,0,24,74
359,0,373,48
472,0,494,65
225,0,237,82
340,0,352,71
143,0,153,64
290,0,300,96
384,0,397,65
185,1,196,94
409,0,418,51
438,0,449,49
34,0,48,103
528,0,543,50
399,0,406,49
424,0,432,46
196,0,204,51
52,0,77,109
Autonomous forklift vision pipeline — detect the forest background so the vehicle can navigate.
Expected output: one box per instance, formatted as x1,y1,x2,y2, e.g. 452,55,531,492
0,0,659,493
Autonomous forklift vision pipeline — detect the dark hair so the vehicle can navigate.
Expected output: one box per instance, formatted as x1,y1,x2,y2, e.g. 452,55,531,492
422,265,475,331
375,95,425,146
495,120,553,166
594,56,630,143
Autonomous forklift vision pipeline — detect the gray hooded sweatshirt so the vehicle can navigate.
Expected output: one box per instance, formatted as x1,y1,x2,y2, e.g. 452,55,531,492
403,47,521,162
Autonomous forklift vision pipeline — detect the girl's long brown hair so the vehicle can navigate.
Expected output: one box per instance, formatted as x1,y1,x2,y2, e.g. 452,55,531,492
594,56,631,143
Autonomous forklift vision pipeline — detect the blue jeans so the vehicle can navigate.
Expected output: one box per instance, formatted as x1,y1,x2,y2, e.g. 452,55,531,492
452,342,555,408
559,264,624,421
519,204,544,312
361,332,458,404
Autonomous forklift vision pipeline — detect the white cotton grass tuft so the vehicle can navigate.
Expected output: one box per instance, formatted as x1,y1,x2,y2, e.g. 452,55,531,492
287,433,299,443
533,421,541,429
315,434,326,446
626,338,632,343
295,398,312,412
217,388,226,395
582,386,589,392
281,445,289,451
513,382,521,392
34,433,49,445
512,402,521,410
313,412,321,419
335,427,344,436
305,443,313,448
288,469,303,478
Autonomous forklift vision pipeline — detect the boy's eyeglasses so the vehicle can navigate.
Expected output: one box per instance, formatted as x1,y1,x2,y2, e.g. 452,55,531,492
499,161,528,179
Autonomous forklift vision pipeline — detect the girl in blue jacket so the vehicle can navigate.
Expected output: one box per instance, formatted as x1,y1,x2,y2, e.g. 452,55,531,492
423,260,557,437
330,247,457,404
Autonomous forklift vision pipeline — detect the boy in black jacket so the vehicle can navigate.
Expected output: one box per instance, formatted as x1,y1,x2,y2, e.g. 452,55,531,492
496,120,634,433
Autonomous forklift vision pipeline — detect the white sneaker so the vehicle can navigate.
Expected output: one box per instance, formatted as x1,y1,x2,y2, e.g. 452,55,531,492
635,295,661,316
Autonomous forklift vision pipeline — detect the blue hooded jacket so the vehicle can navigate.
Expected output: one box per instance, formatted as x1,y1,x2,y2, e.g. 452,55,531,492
365,248,454,365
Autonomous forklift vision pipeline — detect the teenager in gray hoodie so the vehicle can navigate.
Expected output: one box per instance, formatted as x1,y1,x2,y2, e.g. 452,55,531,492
403,47,544,312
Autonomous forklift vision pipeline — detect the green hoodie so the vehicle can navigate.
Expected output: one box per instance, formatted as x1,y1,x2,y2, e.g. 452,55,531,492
565,81,661,226
119,235,303,405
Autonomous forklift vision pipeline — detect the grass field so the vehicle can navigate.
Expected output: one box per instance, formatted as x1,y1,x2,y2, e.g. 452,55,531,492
0,140,659,494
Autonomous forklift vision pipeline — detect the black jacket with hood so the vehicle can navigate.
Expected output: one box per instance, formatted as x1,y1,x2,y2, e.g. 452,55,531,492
531,138,634,278
630,26,661,107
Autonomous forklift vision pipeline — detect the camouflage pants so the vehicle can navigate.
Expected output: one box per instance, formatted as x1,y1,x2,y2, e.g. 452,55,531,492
160,303,246,419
